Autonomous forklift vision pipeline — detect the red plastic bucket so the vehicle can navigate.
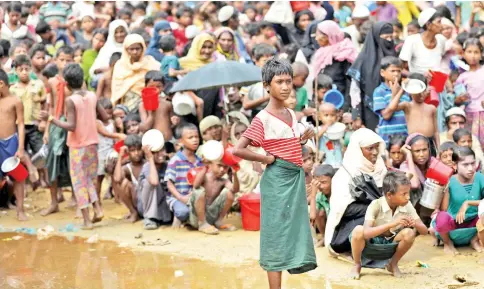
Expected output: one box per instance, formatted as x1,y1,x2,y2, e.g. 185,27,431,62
114,140,124,153
222,144,242,167
187,167,205,185
142,87,159,111
429,71,448,93
290,1,310,12
239,193,260,231
425,158,454,185
425,86,440,107
1,157,29,182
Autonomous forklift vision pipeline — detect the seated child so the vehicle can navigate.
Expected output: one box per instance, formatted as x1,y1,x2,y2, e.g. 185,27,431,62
309,164,335,247
113,104,128,133
191,150,238,235
350,171,428,279
316,102,342,168
160,35,188,84
96,52,121,99
453,128,484,170
373,56,411,145
165,123,203,227
199,115,222,143
433,146,484,255
387,134,406,169
123,113,141,135
302,146,315,200
439,141,458,168
113,135,146,223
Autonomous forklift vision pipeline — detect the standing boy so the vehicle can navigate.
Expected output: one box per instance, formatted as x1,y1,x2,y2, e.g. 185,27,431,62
0,69,28,221
164,123,203,227
350,171,428,279
234,58,317,289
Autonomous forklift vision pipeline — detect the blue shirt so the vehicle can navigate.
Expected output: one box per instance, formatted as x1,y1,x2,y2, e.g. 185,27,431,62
318,135,343,169
373,82,411,144
160,55,180,84
164,150,202,197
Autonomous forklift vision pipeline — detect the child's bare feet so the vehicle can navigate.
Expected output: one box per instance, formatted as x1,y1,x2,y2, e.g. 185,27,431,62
103,191,113,200
214,220,236,231
40,204,59,216
92,211,104,224
17,211,28,221
81,222,94,230
57,191,65,203
66,197,77,208
444,243,460,255
471,238,483,252
386,262,402,278
429,228,439,246
349,264,361,280
128,213,140,223
172,217,182,228
198,223,219,235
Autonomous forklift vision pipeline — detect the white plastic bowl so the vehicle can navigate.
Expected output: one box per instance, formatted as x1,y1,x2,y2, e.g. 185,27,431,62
202,140,224,161
142,129,165,152
326,122,346,140
172,92,195,116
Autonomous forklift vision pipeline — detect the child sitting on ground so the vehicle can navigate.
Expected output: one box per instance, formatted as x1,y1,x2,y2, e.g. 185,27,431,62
316,102,342,168
191,147,238,235
123,114,141,136
96,52,121,100
160,35,189,84
387,134,406,169
453,128,484,170
350,171,428,279
303,146,315,199
309,164,335,247
439,142,458,168
373,56,411,145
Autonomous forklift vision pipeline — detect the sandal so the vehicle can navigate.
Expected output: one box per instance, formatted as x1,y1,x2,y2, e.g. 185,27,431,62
198,223,219,235
143,219,158,230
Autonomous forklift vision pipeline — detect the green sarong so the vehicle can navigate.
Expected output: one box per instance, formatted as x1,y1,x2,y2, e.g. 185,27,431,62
259,159,317,274
46,116,71,187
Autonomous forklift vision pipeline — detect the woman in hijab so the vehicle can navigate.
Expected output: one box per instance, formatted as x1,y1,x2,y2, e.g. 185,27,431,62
89,20,129,79
297,20,322,63
347,22,396,131
213,27,239,62
145,20,172,62
325,128,387,256
290,10,315,47
111,34,160,112
312,20,357,110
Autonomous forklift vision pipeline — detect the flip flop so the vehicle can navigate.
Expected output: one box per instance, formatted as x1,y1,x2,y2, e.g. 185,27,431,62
144,220,158,230
198,224,219,235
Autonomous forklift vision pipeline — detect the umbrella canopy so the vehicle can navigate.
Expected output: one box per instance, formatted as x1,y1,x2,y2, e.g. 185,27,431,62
170,61,262,93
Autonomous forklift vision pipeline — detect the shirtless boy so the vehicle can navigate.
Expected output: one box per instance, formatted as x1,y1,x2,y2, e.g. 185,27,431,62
0,69,28,221
391,73,439,156
191,154,238,235
96,52,121,100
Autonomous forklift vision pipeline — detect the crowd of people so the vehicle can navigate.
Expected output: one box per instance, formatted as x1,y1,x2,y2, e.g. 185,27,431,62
0,1,484,287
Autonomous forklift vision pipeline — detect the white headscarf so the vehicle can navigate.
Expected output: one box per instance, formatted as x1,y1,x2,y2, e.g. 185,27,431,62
325,128,387,249
89,20,129,78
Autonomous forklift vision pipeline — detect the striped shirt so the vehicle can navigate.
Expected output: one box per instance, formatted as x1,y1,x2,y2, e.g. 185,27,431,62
164,151,203,197
243,109,303,166
39,2,71,24
373,82,411,144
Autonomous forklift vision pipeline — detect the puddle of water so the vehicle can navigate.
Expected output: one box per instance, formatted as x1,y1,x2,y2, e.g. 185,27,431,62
0,233,328,289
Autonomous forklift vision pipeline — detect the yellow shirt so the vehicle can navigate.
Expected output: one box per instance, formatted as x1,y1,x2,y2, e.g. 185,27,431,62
10,79,47,125
390,1,420,26
365,196,420,231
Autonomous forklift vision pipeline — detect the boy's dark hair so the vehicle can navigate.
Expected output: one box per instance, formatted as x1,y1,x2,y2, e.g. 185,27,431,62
71,43,85,54
124,134,142,148
97,97,113,110
380,56,402,70
117,8,132,19
392,20,403,31
42,63,58,78
302,145,311,157
35,20,51,35
134,3,147,11
407,134,430,147
93,28,109,41
21,6,30,18
313,164,336,178
29,43,47,59
145,70,165,86
0,69,9,86
408,19,420,30
153,11,168,20
452,146,475,163
257,21,273,32
123,113,141,132
0,46,4,59
453,128,472,143
262,57,293,85
56,46,74,58
176,122,199,139
439,141,457,155
142,16,154,26
7,2,22,14
0,40,11,59
109,52,122,66
246,22,260,38
13,54,31,68
382,171,410,195
292,61,309,77
281,43,298,63
244,5,257,14
435,6,452,22
252,43,276,61
63,63,84,89
463,38,483,53
316,74,333,90
159,35,177,52
387,134,406,151
408,72,427,86
456,32,470,46
176,6,194,19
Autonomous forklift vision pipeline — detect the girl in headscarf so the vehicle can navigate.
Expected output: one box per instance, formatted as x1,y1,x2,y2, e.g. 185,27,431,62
89,20,129,79
312,20,357,110
145,20,172,62
347,22,396,131
290,10,315,47
213,27,239,62
111,34,161,112
81,28,108,90
297,20,322,63
179,33,215,71
325,128,387,256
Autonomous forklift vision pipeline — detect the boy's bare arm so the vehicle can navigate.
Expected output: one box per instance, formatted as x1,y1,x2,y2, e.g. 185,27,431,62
15,99,26,159
381,88,404,120
138,105,154,133
193,166,208,189
113,147,126,183
363,219,397,240
230,170,239,193
432,107,440,149
233,136,274,164
143,147,159,186
96,76,105,99
242,94,270,110
96,120,125,139
413,219,429,236
96,100,110,122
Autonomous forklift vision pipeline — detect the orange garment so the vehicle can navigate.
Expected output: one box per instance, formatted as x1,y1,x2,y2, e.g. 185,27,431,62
67,91,99,148
54,75,66,119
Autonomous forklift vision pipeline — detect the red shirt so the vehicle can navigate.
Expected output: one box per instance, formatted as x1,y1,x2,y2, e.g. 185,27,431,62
173,28,187,55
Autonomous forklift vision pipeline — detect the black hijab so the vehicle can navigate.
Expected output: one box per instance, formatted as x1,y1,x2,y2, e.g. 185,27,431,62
292,10,315,46
347,22,396,102
300,19,322,62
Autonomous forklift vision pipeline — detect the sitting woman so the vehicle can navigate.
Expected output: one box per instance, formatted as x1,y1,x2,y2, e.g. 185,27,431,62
433,146,484,255
325,128,387,264
111,34,160,113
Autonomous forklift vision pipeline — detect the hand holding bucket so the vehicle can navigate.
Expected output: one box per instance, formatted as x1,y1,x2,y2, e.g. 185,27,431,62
1,157,29,182
428,70,448,93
